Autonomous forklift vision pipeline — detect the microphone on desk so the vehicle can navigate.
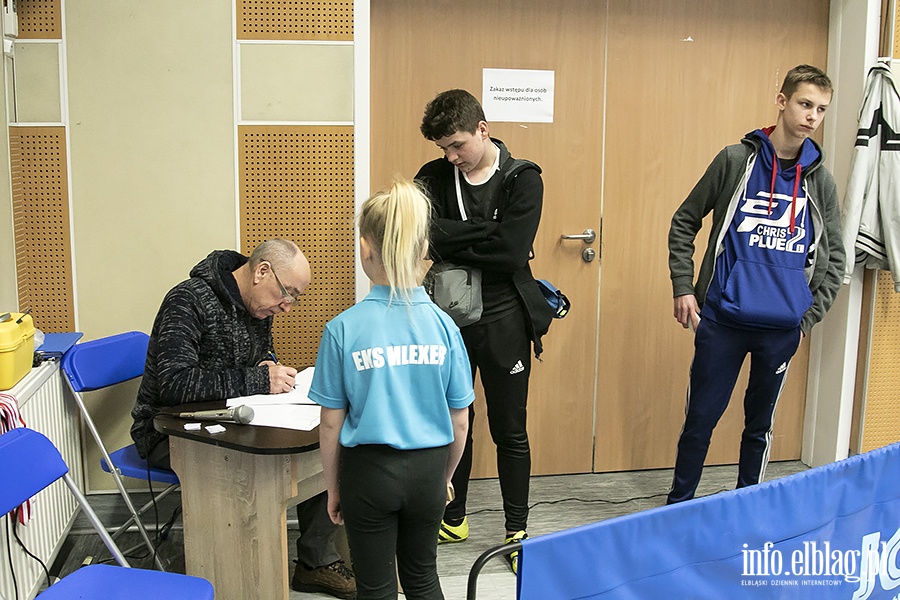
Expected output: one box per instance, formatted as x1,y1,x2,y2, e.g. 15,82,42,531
178,405,255,425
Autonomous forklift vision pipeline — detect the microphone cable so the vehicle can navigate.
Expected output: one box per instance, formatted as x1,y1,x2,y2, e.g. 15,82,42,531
146,457,161,568
143,447,182,566
138,434,182,566
100,437,177,566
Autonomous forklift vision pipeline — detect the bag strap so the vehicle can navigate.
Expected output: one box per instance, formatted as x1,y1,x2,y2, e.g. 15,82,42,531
498,158,542,260
498,158,541,218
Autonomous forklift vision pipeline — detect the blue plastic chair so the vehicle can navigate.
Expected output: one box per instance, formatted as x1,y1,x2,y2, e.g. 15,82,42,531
62,331,179,571
0,428,213,599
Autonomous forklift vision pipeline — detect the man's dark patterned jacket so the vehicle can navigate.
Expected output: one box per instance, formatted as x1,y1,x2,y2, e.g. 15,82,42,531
130,250,272,457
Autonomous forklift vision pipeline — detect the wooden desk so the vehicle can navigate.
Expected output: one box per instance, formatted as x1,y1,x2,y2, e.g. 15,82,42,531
154,403,324,600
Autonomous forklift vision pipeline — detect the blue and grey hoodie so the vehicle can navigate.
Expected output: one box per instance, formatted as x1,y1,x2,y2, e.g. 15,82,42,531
702,128,819,330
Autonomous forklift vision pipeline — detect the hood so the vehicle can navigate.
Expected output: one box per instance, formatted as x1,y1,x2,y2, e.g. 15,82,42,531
745,128,822,234
189,250,248,309
747,127,823,173
492,137,512,170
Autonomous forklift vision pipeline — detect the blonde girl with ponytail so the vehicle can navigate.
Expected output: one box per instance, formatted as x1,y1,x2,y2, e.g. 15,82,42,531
309,178,474,600
357,178,430,305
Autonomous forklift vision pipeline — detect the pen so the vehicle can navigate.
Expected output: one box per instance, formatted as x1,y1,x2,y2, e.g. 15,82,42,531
268,350,279,364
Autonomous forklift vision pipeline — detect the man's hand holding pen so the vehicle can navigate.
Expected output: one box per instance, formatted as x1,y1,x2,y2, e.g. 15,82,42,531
259,350,297,394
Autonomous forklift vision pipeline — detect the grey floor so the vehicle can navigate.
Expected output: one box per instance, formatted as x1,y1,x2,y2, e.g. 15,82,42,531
55,461,807,600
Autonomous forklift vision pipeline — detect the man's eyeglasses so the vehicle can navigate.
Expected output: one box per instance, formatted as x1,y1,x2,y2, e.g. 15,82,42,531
269,264,303,306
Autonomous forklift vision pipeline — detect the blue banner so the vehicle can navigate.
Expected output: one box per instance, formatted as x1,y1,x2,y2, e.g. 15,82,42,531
518,442,900,599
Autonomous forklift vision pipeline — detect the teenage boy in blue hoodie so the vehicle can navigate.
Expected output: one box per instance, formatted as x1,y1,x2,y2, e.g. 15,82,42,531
666,65,845,504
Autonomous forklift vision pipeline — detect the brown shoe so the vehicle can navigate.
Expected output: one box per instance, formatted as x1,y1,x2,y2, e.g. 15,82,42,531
291,560,357,599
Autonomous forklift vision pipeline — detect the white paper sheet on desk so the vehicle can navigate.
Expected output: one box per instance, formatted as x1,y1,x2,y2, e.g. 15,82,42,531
225,367,316,407
247,404,321,431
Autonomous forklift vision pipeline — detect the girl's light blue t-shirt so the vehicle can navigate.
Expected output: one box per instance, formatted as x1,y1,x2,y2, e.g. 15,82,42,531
309,285,475,450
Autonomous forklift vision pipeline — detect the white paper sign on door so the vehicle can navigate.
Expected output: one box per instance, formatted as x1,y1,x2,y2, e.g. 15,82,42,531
482,68,555,123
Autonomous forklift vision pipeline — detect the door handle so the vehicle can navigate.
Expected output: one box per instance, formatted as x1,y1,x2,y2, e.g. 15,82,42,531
560,228,596,244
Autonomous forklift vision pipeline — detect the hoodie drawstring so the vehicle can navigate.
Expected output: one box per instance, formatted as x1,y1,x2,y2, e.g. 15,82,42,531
790,163,800,234
767,151,801,234
768,151,778,216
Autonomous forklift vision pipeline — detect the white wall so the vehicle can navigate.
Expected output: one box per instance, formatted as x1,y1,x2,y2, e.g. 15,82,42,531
65,2,238,340
803,0,883,466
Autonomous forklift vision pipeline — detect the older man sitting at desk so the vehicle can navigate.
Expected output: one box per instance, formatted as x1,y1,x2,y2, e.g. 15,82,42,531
130,238,356,599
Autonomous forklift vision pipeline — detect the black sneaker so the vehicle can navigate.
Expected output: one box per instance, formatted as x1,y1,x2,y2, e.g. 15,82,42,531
291,559,357,599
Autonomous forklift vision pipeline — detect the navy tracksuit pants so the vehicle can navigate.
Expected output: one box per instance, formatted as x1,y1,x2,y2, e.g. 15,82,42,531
667,317,802,504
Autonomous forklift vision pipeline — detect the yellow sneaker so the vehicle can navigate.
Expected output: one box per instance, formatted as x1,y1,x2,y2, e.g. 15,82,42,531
504,530,528,574
438,516,469,544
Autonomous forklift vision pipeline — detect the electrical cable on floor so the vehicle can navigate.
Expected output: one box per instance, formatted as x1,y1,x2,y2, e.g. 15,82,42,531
144,459,182,565
96,461,178,566
5,513,19,600
11,506,51,591
97,499,180,565
158,505,182,541
466,492,666,516
531,492,670,509
465,488,730,517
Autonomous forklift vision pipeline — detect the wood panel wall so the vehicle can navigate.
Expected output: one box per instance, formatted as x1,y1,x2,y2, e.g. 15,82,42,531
236,0,353,41
239,126,355,368
9,1,73,333
236,1,356,369
858,271,900,452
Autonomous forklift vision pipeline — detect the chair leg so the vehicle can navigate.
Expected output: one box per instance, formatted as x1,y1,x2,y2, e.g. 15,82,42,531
68,383,167,571
114,468,169,569
104,466,167,570
63,473,131,568
110,484,180,539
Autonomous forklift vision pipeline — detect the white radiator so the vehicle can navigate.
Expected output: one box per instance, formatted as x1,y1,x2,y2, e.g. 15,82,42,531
1,362,83,600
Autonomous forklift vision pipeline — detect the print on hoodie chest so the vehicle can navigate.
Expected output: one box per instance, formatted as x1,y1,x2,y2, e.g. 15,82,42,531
735,176,808,255
704,131,818,330
729,130,817,266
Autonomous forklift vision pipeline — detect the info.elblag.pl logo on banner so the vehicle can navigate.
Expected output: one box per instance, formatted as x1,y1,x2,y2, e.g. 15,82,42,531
739,525,900,599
